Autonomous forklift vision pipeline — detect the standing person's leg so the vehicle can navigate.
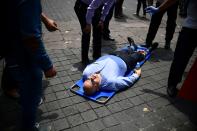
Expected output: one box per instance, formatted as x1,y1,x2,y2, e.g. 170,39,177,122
145,2,164,47
74,0,90,64
136,0,141,16
115,0,124,18
20,66,43,131
103,4,115,41
1,65,20,98
4,55,43,131
142,0,147,17
92,8,102,60
167,28,197,97
165,2,178,49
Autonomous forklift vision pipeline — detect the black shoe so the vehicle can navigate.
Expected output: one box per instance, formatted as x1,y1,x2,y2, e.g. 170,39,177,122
164,42,170,49
140,43,151,48
167,85,178,98
103,35,115,41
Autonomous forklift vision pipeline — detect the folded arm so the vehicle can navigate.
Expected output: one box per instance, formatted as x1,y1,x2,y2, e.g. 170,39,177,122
104,72,140,92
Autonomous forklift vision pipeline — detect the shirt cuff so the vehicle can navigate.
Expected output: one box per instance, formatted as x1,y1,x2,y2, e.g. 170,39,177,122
132,73,140,80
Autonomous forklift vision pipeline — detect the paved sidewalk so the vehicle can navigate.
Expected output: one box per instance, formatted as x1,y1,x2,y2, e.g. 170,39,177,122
0,0,197,131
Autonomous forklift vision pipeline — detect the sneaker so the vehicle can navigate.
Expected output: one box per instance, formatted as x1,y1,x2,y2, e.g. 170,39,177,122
39,98,44,105
167,85,178,98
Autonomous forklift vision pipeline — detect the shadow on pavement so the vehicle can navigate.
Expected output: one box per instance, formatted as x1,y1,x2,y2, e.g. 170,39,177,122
142,88,197,127
149,47,174,62
0,80,59,131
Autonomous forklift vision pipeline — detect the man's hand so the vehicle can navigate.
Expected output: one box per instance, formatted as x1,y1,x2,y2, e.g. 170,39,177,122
98,20,104,31
134,68,141,76
83,24,91,34
41,13,59,32
145,6,159,15
44,66,57,78
44,18,59,32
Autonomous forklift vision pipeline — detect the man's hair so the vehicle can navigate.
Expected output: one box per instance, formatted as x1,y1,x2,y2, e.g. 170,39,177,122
83,80,96,96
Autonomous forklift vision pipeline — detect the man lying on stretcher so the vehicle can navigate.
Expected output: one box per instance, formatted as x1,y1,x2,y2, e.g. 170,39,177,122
82,49,146,96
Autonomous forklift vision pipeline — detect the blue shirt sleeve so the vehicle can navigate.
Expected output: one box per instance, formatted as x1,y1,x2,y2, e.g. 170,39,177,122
105,73,140,91
82,63,102,80
100,0,115,22
18,0,53,71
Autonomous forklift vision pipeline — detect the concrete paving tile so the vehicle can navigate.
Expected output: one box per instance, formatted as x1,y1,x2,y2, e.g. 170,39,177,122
58,97,73,108
81,110,97,122
102,116,119,128
94,106,111,118
87,120,105,131
67,114,84,127
53,118,70,131
62,105,79,117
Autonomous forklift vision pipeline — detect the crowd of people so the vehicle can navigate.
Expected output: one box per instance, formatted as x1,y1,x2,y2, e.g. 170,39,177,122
1,0,196,130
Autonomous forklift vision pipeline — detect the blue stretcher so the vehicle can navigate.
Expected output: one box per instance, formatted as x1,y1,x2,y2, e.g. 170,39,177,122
69,41,158,104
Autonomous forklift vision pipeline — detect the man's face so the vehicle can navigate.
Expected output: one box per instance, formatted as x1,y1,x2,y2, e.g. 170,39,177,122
83,73,101,95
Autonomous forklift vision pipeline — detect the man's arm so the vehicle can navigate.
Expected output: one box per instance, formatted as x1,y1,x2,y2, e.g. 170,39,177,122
18,0,56,77
159,0,178,12
105,69,141,91
100,0,115,23
83,0,115,33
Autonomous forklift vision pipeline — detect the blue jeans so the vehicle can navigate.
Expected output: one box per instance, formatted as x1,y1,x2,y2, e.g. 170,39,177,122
5,56,43,130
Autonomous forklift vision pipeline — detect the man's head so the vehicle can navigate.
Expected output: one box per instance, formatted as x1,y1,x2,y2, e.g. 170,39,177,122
83,73,101,95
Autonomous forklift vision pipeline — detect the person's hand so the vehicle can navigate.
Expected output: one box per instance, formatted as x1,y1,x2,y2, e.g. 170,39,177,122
98,20,104,31
83,24,91,34
44,66,57,78
145,6,159,15
44,18,59,32
134,68,141,76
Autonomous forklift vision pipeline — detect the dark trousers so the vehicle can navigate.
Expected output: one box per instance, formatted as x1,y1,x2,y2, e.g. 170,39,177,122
1,65,18,92
146,2,178,46
113,51,145,70
4,56,43,131
115,0,124,16
168,27,197,87
103,4,115,38
147,0,153,6
136,0,147,15
74,0,102,61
